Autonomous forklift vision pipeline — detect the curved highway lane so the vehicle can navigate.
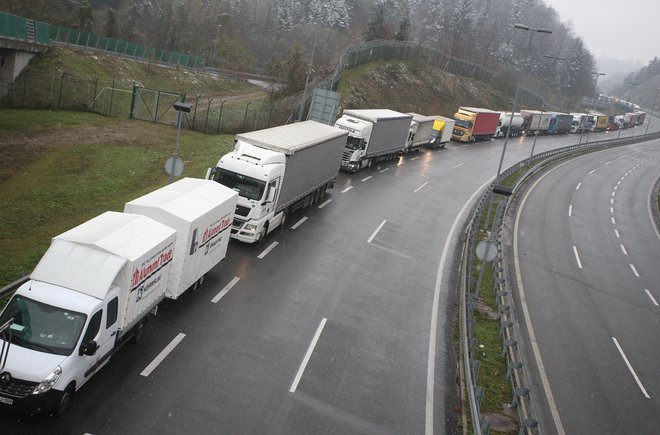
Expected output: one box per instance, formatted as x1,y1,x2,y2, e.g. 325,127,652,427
511,139,660,434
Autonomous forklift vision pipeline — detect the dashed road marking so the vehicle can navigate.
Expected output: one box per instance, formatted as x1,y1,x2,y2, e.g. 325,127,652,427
140,333,186,377
211,276,240,304
612,337,650,399
341,186,353,193
291,217,308,230
573,246,583,269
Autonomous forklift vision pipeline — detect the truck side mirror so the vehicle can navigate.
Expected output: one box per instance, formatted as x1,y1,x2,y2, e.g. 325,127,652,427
80,340,99,356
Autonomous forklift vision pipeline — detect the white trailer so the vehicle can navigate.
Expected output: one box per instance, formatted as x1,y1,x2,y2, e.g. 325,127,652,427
124,178,238,299
426,116,455,149
494,112,524,138
404,113,436,152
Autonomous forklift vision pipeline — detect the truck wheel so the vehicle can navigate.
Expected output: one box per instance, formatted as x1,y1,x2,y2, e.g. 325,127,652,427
258,223,269,243
133,320,146,343
54,384,74,417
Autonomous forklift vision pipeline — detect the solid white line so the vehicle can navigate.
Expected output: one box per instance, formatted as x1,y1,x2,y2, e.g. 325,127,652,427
414,182,429,193
140,333,186,377
290,318,327,393
451,163,464,169
612,337,650,399
645,289,659,306
630,264,640,277
568,205,572,217
620,245,628,256
612,217,616,225
318,199,332,209
367,220,386,243
291,217,308,230
575,182,582,191
257,242,279,259
573,246,583,269
341,186,353,193
647,181,660,240
514,166,567,435
379,168,390,173
361,176,373,182
426,177,495,435
589,169,596,174
211,276,240,304
615,229,621,238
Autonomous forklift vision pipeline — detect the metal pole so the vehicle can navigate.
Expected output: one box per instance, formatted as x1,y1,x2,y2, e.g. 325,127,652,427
496,79,520,178
528,104,543,164
644,88,660,136
216,100,226,134
618,82,637,139
170,111,183,184
298,38,317,122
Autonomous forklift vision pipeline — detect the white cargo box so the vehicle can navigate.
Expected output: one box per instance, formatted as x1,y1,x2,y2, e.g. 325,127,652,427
31,211,176,332
124,178,238,299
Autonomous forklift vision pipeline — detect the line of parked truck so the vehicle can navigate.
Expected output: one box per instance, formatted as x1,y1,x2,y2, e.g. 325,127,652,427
0,101,649,416
451,106,647,142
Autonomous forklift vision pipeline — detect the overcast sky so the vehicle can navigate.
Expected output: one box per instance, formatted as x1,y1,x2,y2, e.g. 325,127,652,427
543,0,659,64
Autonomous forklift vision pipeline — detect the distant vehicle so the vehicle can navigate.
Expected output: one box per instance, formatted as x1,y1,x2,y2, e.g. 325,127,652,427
404,113,437,153
635,111,646,125
570,113,590,133
494,112,524,138
334,109,412,172
587,113,609,132
547,112,573,135
427,115,455,149
451,107,499,142
207,120,347,243
520,110,552,135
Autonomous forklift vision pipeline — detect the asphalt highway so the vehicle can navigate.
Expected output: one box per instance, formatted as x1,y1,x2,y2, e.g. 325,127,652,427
0,122,654,434
511,138,660,434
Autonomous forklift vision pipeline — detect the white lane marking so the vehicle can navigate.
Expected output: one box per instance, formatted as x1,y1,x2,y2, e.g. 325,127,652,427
361,176,372,182
379,167,390,173
367,220,387,243
612,337,650,399
610,207,614,214
140,333,186,377
568,205,572,217
611,199,614,205
291,217,308,230
573,246,583,269
427,177,495,435
605,161,612,165
575,182,582,191
612,217,616,225
589,169,596,174
647,182,660,240
485,151,496,156
290,318,327,393
257,242,279,259
411,156,419,161
211,276,240,304
612,191,616,197
341,186,353,193
514,167,567,435
615,229,621,238
414,182,429,193
645,289,659,306
451,163,464,169
630,264,640,277
318,199,332,209
620,245,628,256
617,181,622,185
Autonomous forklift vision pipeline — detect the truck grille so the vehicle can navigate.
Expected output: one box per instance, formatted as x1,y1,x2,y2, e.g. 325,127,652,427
452,129,463,137
232,217,245,229
341,149,352,164
0,373,37,398
235,205,250,217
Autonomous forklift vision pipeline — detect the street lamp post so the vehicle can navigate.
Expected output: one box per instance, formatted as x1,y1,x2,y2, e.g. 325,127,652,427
586,72,605,144
644,87,660,136
212,24,222,68
544,54,566,90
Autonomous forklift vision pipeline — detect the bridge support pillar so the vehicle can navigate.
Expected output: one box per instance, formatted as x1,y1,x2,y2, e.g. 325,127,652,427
0,48,36,98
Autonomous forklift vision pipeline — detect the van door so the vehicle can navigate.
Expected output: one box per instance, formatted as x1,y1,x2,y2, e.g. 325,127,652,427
80,289,119,380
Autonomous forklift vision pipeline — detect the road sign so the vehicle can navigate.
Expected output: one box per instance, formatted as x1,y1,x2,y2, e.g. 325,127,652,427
165,155,184,177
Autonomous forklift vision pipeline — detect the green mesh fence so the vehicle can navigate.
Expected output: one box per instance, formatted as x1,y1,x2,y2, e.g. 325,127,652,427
0,11,27,40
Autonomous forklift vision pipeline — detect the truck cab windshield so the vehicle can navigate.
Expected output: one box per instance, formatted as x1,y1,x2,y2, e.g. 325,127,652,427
345,136,365,151
454,119,472,129
213,168,266,201
0,295,86,356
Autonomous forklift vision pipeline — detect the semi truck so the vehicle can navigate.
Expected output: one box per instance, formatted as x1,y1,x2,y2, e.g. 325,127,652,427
451,107,499,142
426,116,455,149
0,179,238,416
207,120,347,243
547,113,573,135
520,110,552,135
494,112,524,138
403,113,436,152
334,109,412,171
570,113,590,133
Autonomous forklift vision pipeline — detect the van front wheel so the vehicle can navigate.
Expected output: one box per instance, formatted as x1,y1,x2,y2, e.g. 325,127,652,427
53,384,74,417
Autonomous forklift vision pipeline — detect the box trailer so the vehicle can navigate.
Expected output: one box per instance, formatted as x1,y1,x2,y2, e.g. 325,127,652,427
451,107,499,142
427,116,455,149
403,113,436,152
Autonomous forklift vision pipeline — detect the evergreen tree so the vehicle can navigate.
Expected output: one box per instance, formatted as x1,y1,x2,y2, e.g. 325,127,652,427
103,9,118,38
365,8,387,41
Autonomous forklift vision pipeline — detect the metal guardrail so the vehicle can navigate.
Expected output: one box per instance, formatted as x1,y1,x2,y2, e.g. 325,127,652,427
0,275,28,302
461,129,660,434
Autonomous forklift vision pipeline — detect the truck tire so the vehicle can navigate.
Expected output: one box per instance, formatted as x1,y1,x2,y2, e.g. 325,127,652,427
258,222,269,243
133,320,146,343
53,384,75,417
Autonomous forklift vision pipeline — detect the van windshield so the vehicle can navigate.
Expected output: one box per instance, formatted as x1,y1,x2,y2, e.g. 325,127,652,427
0,295,86,356
213,168,266,201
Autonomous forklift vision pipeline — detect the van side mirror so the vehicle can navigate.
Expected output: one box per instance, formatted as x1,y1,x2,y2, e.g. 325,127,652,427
80,340,99,356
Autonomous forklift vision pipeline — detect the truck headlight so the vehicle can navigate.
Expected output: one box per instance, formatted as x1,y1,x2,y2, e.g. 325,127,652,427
33,366,62,394
244,224,257,232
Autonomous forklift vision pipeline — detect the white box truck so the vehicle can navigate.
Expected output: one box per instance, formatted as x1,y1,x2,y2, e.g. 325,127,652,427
206,120,347,243
124,178,238,299
334,109,412,172
427,116,455,149
0,212,176,416
403,113,436,152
